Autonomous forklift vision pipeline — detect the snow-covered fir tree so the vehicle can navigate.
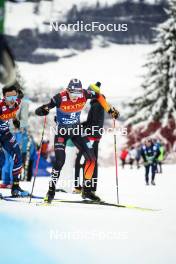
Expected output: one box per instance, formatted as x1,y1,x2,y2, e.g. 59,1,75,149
126,0,176,149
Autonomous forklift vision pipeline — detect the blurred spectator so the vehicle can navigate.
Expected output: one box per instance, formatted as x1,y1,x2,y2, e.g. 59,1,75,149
141,138,160,185
152,138,161,173
129,146,137,169
17,96,30,129
157,142,165,174
120,147,128,168
135,145,141,169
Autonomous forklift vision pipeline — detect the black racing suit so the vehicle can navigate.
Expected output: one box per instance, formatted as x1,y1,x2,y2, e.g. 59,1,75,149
75,99,105,191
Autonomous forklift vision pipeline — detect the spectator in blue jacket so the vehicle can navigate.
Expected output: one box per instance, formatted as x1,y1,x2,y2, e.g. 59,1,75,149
141,138,160,186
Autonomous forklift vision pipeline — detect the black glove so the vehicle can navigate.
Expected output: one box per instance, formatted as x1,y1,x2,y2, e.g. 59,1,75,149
108,107,120,119
13,118,20,129
35,105,49,116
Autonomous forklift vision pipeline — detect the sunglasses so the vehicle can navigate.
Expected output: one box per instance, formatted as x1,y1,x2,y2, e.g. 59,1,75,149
5,96,18,102
69,87,82,93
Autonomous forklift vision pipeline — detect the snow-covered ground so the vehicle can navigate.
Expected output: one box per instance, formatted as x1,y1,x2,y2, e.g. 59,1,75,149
0,164,176,264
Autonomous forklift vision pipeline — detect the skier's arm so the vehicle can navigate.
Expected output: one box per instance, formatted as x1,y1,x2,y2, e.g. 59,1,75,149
35,94,61,116
84,86,120,119
97,95,119,118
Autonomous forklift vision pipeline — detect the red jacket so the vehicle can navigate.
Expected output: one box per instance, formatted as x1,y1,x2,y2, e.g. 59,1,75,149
120,149,128,160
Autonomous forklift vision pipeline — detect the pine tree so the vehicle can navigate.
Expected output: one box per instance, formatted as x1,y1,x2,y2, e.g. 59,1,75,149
126,0,176,149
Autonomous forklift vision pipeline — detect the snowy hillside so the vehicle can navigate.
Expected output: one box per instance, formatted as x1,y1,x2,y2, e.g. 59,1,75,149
0,164,176,264
5,0,159,33
18,43,153,99
4,0,154,100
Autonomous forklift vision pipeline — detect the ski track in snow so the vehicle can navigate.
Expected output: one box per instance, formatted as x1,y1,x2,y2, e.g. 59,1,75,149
0,164,176,264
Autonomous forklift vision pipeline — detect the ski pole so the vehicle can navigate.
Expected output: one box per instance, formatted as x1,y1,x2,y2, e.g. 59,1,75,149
113,119,119,204
29,115,47,203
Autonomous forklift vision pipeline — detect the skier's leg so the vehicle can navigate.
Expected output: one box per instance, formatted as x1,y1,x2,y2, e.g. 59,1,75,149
155,161,159,173
0,147,5,186
130,159,132,169
132,159,134,169
72,136,100,201
1,150,10,185
121,158,124,168
136,159,140,169
91,141,99,192
151,163,156,185
27,160,33,182
74,150,83,191
45,135,67,202
73,137,96,182
159,161,162,173
124,159,126,168
145,165,149,185
1,132,29,196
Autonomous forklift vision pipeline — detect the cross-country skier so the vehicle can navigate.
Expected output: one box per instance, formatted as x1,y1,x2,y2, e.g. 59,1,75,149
74,82,105,194
141,138,160,185
0,85,29,197
35,79,119,203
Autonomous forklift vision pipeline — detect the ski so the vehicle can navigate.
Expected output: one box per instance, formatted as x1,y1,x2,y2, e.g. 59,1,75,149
36,199,160,211
1,196,160,211
1,195,43,202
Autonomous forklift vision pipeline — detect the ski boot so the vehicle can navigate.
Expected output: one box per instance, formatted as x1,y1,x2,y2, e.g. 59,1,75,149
146,181,149,186
73,186,82,194
151,181,156,185
82,181,101,202
44,190,55,203
11,183,30,197
44,187,55,204
0,193,3,199
44,169,59,203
